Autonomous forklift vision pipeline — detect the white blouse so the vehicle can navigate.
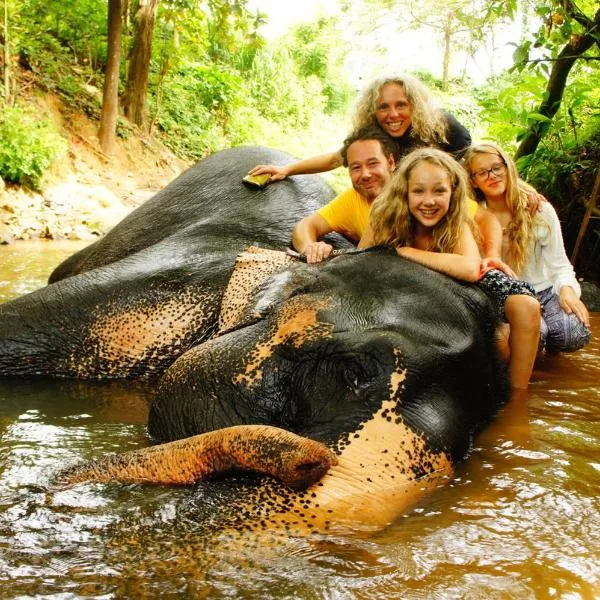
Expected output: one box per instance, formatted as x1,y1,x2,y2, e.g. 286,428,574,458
517,202,581,297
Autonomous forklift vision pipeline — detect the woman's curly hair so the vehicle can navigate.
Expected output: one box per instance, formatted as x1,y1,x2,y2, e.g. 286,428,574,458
463,142,539,274
352,74,449,146
369,148,469,253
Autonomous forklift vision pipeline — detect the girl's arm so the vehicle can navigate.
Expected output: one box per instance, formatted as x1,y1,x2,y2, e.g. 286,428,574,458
248,151,343,182
538,203,590,326
357,223,376,249
397,224,481,282
474,206,517,278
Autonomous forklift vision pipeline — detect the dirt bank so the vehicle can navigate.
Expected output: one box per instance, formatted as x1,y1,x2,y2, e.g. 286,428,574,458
1,92,189,243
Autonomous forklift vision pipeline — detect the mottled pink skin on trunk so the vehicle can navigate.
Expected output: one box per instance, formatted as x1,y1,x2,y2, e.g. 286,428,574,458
54,425,338,491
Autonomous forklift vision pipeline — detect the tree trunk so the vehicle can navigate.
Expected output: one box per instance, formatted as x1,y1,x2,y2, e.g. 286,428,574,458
515,8,600,159
123,0,159,129
441,10,452,91
2,0,10,103
98,0,123,156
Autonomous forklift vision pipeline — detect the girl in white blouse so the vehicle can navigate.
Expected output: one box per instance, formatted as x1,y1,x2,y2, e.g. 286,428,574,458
463,142,591,353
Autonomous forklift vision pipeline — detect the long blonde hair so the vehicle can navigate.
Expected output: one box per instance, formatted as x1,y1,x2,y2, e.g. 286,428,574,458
369,148,469,253
463,142,535,273
352,74,449,146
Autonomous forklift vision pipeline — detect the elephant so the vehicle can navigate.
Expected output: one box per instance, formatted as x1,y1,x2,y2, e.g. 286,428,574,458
0,146,508,533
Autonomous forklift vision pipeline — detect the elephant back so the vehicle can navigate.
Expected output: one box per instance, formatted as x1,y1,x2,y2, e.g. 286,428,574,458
49,147,336,283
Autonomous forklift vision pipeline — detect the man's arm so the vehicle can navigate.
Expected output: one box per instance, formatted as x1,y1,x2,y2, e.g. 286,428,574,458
292,213,335,264
357,223,376,248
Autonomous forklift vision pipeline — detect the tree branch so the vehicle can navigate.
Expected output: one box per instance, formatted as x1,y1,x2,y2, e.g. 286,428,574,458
515,7,600,159
523,55,600,64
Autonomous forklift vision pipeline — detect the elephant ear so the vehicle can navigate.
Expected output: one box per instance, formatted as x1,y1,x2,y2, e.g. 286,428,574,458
217,246,311,335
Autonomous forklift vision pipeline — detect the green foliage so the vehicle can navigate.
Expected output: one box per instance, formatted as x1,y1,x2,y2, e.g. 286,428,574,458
436,84,484,140
148,9,352,159
15,3,104,106
474,71,542,151
410,70,444,91
475,0,599,278
517,119,600,277
7,0,353,163
284,17,353,114
19,0,108,69
0,106,67,189
180,65,242,115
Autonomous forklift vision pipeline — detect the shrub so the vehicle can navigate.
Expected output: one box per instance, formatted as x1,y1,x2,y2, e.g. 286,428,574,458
0,106,67,189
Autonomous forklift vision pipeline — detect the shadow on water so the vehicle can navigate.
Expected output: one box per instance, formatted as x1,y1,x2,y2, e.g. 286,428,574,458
0,242,599,598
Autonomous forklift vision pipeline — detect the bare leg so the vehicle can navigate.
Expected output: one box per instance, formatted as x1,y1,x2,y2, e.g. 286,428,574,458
504,295,541,389
495,322,510,364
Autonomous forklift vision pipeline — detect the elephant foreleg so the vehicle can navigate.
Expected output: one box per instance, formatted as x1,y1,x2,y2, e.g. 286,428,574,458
54,425,338,491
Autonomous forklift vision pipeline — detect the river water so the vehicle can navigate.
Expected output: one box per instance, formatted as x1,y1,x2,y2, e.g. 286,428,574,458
0,242,598,598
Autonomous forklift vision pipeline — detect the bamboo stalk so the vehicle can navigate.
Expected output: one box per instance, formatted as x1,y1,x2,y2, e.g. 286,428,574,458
571,169,600,265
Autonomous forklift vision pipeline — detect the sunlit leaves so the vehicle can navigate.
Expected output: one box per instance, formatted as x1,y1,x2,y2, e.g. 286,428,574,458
0,106,67,189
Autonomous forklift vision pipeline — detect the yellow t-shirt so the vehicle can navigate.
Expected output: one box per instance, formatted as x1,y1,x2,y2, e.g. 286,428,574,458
317,188,371,243
466,198,478,219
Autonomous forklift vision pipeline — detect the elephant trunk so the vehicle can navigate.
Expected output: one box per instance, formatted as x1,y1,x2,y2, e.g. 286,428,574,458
54,425,338,491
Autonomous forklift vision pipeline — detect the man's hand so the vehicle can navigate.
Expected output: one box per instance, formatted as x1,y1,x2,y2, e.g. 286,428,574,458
247,164,289,182
559,286,590,327
303,241,333,264
480,257,517,279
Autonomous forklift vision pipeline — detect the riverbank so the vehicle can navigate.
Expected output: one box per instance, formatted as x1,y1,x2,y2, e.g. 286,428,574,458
0,92,189,244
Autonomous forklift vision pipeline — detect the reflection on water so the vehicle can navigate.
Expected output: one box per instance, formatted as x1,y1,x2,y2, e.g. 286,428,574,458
0,240,90,302
0,241,599,598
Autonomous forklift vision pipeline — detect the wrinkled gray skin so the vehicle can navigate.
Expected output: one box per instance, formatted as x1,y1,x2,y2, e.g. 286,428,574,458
0,146,345,379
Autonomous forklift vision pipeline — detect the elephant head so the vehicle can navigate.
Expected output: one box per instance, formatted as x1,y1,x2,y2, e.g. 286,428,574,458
54,245,507,532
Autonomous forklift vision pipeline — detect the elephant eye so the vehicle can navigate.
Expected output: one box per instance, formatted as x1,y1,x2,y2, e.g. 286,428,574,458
343,372,361,394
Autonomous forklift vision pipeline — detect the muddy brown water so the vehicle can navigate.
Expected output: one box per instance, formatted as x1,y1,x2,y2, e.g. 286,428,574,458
0,241,598,598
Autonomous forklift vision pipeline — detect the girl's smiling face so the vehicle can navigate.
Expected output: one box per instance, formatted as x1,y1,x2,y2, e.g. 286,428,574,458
407,161,452,230
468,152,507,199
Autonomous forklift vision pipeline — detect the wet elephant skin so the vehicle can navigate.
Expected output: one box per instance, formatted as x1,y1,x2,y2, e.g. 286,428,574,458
149,247,507,467
0,147,339,379
0,146,509,533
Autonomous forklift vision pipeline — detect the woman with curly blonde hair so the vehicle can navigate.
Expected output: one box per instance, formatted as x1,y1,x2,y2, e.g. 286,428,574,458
352,74,452,153
248,74,470,182
360,147,543,391
463,142,591,355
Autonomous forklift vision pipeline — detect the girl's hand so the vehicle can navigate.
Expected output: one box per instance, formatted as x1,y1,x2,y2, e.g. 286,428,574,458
525,190,547,215
559,286,590,327
397,246,415,258
247,165,289,182
480,257,517,279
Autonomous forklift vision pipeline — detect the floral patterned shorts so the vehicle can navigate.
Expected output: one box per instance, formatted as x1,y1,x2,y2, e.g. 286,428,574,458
477,269,536,322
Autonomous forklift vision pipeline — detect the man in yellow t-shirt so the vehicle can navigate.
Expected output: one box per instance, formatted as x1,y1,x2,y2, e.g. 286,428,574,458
292,127,397,264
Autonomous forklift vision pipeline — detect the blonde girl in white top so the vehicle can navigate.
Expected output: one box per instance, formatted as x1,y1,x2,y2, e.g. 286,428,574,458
463,142,591,353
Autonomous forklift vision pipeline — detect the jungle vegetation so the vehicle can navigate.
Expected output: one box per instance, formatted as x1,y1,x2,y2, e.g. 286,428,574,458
0,0,599,278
